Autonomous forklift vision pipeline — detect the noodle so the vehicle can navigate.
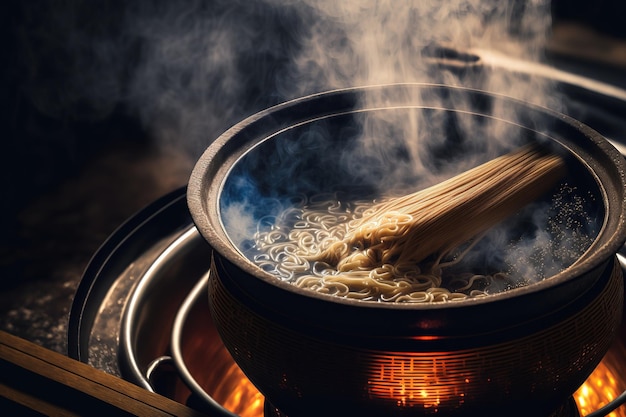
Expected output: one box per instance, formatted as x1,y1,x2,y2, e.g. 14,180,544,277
250,194,501,303
247,143,570,303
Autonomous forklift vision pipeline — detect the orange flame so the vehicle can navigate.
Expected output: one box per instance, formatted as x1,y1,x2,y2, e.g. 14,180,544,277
210,362,264,417
574,350,626,417
212,350,625,417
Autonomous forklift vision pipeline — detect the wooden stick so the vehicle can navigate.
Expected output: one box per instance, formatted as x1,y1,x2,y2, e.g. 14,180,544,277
0,330,206,417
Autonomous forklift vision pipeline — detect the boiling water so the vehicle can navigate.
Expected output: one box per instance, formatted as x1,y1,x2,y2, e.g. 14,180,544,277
238,182,598,303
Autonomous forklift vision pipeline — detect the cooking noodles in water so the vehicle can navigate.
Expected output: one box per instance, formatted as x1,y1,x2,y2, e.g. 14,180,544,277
242,143,598,303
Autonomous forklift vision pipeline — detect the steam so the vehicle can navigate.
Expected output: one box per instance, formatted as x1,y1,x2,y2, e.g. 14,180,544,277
283,0,553,96
16,0,556,156
16,0,588,285
271,0,559,189
123,0,310,155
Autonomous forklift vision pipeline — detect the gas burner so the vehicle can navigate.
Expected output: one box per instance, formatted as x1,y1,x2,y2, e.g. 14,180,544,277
68,187,626,417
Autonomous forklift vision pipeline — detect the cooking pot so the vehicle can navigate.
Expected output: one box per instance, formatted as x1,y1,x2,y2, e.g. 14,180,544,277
187,83,626,416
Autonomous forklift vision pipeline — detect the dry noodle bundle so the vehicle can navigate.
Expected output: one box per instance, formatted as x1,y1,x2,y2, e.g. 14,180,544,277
311,143,566,271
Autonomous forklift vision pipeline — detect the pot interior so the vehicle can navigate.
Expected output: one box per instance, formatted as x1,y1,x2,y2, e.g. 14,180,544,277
218,100,605,303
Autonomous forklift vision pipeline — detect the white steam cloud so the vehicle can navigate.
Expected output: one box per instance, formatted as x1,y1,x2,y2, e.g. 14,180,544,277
17,0,556,156
283,0,553,96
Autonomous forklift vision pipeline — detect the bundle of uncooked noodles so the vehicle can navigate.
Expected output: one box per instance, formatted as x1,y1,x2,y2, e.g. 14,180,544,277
309,142,566,272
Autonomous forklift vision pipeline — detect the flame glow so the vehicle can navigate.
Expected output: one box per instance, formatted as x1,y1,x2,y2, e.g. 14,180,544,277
366,352,470,411
574,356,626,417
214,352,624,417
209,362,265,417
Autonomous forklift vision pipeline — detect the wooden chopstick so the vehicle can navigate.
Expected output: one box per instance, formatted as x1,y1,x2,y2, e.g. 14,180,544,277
0,330,206,416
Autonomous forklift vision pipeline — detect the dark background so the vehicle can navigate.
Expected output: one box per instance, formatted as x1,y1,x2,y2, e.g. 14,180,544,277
553,0,626,38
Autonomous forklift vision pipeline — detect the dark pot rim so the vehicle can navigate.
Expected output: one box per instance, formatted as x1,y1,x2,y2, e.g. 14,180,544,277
187,83,626,311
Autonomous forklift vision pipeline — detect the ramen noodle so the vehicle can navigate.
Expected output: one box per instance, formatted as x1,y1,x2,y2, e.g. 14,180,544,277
245,144,591,303
247,182,597,303
249,192,521,303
